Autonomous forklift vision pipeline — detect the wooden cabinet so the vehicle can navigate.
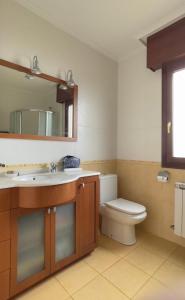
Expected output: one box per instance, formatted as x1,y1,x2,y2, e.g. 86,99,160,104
0,189,11,300
0,241,10,273
0,271,10,300
79,176,99,256
0,175,99,299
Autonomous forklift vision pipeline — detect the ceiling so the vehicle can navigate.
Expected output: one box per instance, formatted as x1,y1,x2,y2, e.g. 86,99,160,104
15,0,185,61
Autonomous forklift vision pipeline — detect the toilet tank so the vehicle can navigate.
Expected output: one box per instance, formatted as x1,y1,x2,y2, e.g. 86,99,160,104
100,174,117,204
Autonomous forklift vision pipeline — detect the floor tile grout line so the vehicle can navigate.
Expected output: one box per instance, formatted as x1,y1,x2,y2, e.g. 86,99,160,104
131,275,152,299
152,257,185,279
138,243,178,260
66,254,132,299
64,273,100,297
83,255,127,295
100,272,132,299
150,275,176,290
83,235,183,298
98,240,142,260
99,237,168,278
98,235,142,258
163,245,185,271
107,256,156,278
84,253,122,274
124,254,166,276
55,276,72,298
150,274,181,297
151,248,178,278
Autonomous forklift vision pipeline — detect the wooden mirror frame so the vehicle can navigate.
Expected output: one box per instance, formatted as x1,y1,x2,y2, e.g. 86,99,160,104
0,59,78,142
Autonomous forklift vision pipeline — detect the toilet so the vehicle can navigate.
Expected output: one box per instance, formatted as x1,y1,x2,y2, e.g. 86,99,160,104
100,174,147,245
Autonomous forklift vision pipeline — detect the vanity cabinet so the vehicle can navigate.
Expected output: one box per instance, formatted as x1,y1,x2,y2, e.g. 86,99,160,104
79,176,99,256
0,189,11,300
0,175,99,299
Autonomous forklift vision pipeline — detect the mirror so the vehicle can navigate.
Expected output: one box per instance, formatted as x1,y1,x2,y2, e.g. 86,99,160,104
0,59,78,141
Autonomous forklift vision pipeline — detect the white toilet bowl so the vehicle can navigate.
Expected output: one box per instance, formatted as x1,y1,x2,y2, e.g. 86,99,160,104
101,201,147,245
100,175,147,245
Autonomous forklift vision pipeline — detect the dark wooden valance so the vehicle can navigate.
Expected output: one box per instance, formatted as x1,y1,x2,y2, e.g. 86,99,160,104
147,17,185,71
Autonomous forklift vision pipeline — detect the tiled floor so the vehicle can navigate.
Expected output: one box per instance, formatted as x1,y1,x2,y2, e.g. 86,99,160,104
17,231,185,300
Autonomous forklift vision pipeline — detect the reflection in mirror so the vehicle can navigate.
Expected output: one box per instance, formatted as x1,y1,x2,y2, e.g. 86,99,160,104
0,64,76,139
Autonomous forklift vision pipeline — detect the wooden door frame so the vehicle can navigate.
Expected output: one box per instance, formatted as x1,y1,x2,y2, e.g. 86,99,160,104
162,57,185,168
10,208,51,297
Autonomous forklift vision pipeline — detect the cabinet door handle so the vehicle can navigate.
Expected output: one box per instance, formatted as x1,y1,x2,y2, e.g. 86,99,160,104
167,121,172,134
48,208,51,214
80,182,85,189
53,207,56,213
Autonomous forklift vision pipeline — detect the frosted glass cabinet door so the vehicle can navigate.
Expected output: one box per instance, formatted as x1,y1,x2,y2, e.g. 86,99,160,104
55,203,75,263
17,210,45,282
11,208,50,296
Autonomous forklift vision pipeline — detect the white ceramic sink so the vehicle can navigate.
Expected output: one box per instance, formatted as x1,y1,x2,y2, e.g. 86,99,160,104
13,174,51,182
12,172,77,186
0,170,100,189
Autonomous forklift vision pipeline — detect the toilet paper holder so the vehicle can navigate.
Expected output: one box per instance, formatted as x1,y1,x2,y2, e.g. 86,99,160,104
157,170,169,183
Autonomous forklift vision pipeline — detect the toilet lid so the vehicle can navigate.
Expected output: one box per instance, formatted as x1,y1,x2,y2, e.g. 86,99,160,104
105,198,146,215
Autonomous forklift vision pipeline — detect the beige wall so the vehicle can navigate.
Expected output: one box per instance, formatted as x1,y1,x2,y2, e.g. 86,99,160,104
117,49,185,247
0,0,117,164
117,160,185,247
117,48,161,162
0,159,117,175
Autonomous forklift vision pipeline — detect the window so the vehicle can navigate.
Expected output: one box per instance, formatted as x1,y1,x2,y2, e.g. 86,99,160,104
162,57,185,168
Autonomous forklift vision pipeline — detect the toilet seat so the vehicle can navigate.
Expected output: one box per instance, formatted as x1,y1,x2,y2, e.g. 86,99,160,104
105,198,146,215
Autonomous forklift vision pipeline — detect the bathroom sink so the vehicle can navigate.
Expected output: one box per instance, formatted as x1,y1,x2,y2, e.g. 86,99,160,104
12,172,77,186
13,174,51,182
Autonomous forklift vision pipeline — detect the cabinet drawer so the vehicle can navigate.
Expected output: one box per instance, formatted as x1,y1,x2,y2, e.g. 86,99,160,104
0,189,11,212
0,241,10,272
0,270,10,300
0,212,10,242
18,182,77,208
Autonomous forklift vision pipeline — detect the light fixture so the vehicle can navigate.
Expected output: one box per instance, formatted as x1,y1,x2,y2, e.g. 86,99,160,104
31,55,42,74
66,70,75,88
25,73,34,80
58,83,68,90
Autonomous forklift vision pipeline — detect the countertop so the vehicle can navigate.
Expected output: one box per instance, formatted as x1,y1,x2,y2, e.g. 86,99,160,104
0,170,101,189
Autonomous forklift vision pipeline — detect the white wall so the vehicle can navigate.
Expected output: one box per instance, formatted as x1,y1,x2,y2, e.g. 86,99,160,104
117,48,162,162
0,0,117,164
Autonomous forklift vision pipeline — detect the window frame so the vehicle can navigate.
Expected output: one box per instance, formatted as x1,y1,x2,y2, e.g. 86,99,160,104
162,56,185,169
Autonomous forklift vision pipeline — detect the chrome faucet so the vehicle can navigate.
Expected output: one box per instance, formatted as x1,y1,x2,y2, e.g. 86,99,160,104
50,162,57,173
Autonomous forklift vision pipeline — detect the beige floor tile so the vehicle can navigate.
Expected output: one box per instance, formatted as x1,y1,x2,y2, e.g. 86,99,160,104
84,246,120,272
167,246,185,269
154,261,185,299
55,261,98,295
125,246,165,275
133,278,179,300
73,275,129,300
98,234,138,257
17,278,69,300
103,259,149,298
135,229,150,243
141,234,177,258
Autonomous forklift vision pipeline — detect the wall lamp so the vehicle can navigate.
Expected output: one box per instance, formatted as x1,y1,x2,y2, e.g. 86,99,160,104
59,70,75,90
31,56,42,74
